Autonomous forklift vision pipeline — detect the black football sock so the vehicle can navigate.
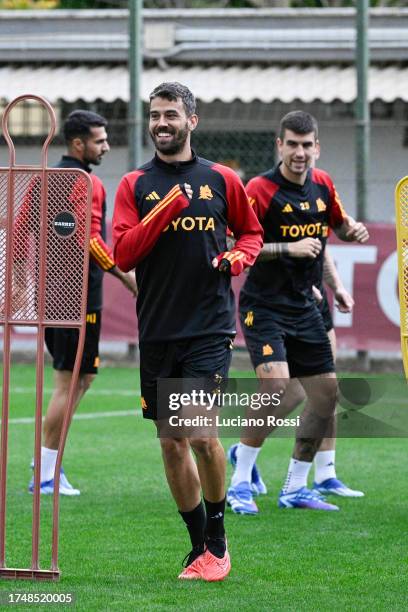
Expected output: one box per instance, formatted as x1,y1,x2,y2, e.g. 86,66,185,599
204,497,226,558
179,501,206,557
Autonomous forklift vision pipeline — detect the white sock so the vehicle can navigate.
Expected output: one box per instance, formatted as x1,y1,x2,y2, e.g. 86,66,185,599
314,450,336,484
282,458,312,494
231,443,261,487
40,447,58,482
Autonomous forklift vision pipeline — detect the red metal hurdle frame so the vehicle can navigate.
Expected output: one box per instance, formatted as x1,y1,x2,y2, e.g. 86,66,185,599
0,95,92,580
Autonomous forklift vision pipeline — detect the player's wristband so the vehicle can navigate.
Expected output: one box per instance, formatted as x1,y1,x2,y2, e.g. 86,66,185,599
218,258,231,273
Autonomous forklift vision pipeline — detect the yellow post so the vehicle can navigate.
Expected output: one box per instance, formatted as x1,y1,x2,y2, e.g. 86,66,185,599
395,177,408,378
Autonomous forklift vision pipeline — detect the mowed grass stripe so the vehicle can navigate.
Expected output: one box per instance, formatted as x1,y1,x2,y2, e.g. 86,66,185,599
6,409,140,425
1,387,140,396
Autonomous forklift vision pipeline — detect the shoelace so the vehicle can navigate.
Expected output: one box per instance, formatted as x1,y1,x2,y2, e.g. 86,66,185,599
301,488,326,501
237,485,252,500
181,545,205,568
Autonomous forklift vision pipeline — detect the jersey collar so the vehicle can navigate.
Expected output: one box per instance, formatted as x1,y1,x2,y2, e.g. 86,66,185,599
153,149,197,174
60,155,92,174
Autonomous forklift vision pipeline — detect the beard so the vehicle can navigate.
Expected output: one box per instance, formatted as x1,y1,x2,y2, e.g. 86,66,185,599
87,157,102,166
150,124,189,156
285,158,310,175
83,148,103,166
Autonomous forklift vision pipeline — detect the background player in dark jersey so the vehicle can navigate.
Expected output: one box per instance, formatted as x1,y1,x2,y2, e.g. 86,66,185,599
112,82,263,581
20,111,137,495
226,110,368,514
228,162,364,507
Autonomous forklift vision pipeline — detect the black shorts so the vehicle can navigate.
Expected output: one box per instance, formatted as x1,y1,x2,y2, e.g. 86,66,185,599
139,335,234,420
318,290,334,333
45,310,102,375
239,297,334,378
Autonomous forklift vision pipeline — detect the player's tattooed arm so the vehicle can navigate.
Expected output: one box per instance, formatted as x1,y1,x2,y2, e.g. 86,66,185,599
258,238,322,261
219,236,289,272
257,242,290,261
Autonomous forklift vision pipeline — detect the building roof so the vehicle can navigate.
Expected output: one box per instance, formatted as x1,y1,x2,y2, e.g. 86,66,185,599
1,9,407,106
1,64,408,105
0,8,408,63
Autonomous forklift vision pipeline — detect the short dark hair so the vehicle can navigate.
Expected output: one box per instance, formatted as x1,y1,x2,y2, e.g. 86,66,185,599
63,110,107,143
149,82,196,117
279,111,318,140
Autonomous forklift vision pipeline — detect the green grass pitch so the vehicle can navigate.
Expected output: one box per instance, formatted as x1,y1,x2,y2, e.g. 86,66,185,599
0,364,407,610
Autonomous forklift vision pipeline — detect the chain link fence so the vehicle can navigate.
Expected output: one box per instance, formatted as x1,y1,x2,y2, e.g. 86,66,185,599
2,96,408,221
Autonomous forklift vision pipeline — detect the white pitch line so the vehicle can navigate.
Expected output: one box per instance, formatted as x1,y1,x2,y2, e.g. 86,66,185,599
3,387,408,406
1,387,140,397
6,409,141,425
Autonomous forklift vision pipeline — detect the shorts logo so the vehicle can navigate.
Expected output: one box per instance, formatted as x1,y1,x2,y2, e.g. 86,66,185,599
244,311,254,327
248,197,256,208
86,313,97,324
262,344,274,356
93,357,100,368
316,198,327,212
141,396,148,410
282,203,293,213
146,191,160,201
199,185,213,200
211,374,224,395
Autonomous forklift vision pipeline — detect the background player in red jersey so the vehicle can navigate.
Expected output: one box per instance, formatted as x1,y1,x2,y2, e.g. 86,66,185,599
21,111,137,495
226,111,368,514
113,82,263,581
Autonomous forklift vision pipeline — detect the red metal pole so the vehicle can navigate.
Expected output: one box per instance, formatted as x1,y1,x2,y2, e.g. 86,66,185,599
0,94,91,581
0,153,17,568
51,321,87,571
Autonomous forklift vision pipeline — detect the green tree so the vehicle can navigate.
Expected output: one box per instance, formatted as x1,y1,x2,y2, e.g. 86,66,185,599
0,0,58,7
